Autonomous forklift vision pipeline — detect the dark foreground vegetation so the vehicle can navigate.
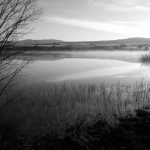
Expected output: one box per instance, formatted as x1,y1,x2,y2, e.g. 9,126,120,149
1,82,150,149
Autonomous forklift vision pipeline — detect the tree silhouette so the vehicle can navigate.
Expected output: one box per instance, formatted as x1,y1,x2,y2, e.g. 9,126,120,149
0,0,41,100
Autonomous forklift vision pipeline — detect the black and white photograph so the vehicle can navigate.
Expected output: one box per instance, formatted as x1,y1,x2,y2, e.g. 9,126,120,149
1,0,150,149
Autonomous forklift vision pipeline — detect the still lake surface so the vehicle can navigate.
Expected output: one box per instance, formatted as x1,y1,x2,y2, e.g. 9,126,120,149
20,50,150,85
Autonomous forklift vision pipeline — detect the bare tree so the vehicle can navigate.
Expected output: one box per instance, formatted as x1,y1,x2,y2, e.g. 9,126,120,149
0,0,41,100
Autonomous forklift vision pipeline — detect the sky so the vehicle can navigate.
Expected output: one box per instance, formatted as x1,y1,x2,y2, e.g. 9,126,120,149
25,0,150,41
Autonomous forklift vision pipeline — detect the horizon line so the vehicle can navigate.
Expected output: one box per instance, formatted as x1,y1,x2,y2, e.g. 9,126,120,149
20,36,150,42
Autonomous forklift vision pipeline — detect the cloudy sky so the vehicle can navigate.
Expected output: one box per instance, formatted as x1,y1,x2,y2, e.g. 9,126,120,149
25,0,150,41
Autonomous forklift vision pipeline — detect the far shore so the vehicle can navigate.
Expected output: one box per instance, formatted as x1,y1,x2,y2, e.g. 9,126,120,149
14,45,150,52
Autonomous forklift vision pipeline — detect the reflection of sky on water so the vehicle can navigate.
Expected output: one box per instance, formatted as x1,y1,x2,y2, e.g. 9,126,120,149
22,56,150,84
24,50,149,62
48,50,149,63
49,63,144,82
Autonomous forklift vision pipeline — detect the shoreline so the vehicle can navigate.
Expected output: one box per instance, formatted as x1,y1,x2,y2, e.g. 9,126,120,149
14,45,149,52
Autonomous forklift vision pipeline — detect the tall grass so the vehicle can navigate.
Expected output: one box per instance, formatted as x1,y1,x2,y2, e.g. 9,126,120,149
141,53,150,64
1,81,150,138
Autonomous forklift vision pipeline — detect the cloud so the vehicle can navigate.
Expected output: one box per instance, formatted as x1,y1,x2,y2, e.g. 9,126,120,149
44,16,134,35
88,0,150,12
114,21,145,25
113,0,142,6
43,16,150,38
135,5,150,12
115,20,150,37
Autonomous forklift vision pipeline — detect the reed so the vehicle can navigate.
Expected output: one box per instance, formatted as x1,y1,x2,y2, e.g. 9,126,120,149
141,53,150,64
1,81,150,138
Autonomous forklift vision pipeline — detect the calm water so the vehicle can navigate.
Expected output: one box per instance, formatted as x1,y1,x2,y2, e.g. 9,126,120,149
20,50,150,85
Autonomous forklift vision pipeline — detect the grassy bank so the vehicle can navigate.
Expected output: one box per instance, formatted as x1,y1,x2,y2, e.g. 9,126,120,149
1,81,150,149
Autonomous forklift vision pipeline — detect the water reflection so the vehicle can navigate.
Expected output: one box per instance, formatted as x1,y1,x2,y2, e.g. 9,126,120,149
22,59,147,84
18,50,150,85
22,50,149,62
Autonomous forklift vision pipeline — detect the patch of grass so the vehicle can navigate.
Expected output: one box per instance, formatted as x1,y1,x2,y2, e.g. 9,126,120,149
1,81,150,149
141,53,150,64
1,82,150,135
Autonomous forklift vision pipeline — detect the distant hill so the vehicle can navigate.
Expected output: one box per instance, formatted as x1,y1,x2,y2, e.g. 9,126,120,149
14,37,150,51
94,38,150,45
16,38,150,46
16,39,64,46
